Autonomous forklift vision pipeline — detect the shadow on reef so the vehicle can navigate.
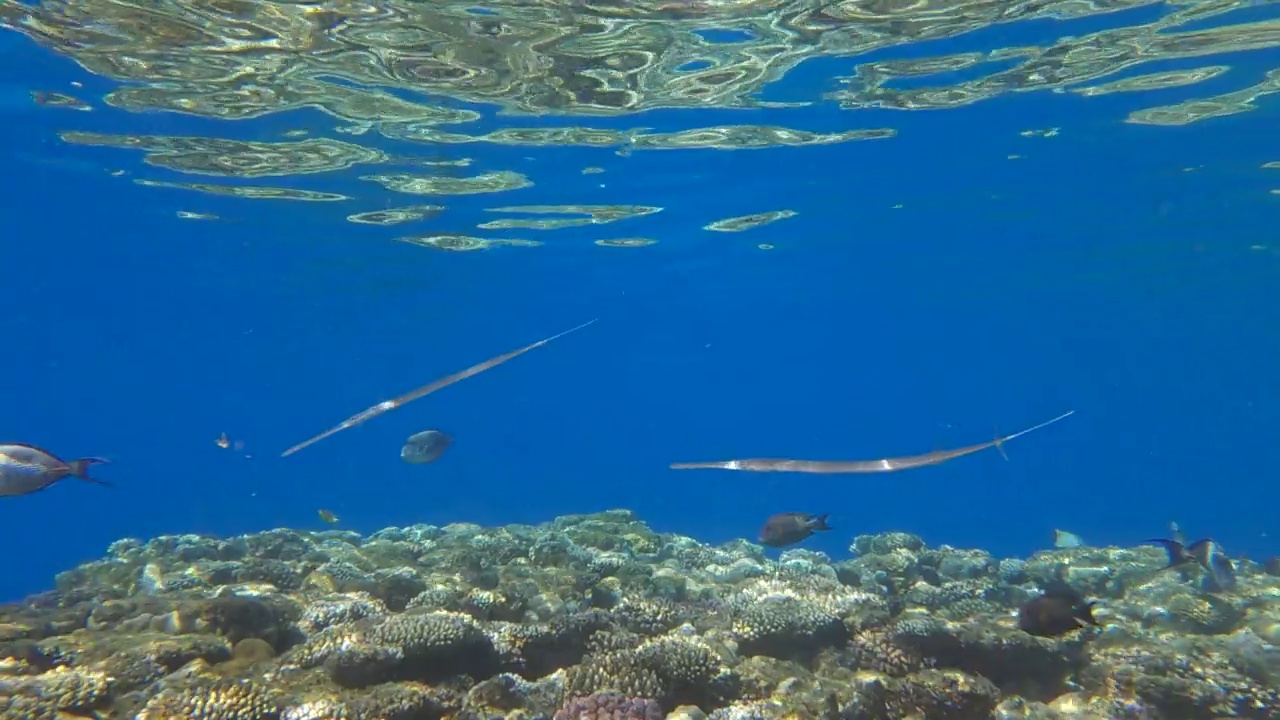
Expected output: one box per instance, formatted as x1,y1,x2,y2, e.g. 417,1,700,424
1,510,1279,719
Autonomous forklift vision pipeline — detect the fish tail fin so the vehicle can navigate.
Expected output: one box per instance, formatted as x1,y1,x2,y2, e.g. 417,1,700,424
68,458,112,487
670,461,733,470
537,318,599,347
813,513,833,531
1144,538,1184,567
1079,600,1101,626
998,409,1077,446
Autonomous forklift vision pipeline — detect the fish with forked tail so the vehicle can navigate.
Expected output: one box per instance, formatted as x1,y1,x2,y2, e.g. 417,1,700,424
0,444,111,497
1145,535,1237,591
758,512,831,547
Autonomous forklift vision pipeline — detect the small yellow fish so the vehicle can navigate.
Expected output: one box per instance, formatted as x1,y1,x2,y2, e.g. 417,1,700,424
317,509,339,524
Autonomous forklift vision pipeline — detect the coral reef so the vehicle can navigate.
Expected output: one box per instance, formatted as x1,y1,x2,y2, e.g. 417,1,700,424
2,509,1279,719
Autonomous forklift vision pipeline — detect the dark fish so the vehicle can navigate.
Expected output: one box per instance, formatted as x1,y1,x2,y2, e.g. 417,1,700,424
0,444,110,497
671,410,1073,474
758,512,831,547
401,429,453,464
281,319,597,457
1263,557,1280,577
1017,582,1099,638
1145,536,1237,591
1146,536,1197,568
317,509,339,524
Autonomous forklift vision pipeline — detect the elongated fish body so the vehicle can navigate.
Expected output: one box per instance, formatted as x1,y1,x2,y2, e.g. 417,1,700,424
281,318,597,458
0,444,110,497
671,410,1075,474
401,429,452,464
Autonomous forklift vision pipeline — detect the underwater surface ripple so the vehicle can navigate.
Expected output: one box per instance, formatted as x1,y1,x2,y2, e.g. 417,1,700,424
2,0,1280,717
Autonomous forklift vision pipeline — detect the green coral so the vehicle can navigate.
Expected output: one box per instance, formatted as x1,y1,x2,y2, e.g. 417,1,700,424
286,609,497,688
136,678,279,720
0,666,112,716
730,595,848,661
566,635,733,710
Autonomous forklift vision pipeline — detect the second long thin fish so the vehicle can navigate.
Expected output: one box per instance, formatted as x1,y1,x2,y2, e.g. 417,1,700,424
670,410,1074,473
281,319,597,457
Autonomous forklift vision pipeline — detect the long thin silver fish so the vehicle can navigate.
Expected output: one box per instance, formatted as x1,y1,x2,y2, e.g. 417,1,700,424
282,319,597,457
670,410,1074,473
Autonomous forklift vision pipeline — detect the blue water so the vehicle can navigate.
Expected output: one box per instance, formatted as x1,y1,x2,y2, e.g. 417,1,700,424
3,1,1280,602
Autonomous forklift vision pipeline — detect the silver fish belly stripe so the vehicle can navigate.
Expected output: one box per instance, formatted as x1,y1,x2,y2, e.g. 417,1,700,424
0,454,45,475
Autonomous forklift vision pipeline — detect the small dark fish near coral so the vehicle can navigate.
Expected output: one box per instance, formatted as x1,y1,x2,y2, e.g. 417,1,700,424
0,443,110,497
759,512,831,547
401,429,453,464
317,509,339,524
1018,582,1099,638
1146,535,1237,591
